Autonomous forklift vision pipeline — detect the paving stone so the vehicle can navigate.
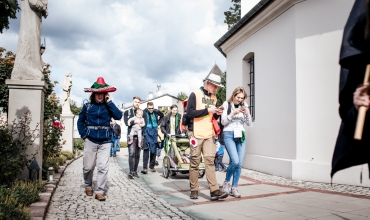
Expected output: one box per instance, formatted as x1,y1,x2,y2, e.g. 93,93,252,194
45,157,191,220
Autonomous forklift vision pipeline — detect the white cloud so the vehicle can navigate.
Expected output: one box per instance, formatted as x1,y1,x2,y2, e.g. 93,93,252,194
0,0,230,107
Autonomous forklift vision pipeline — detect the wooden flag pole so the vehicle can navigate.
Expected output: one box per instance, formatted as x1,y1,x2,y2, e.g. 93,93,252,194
354,64,370,140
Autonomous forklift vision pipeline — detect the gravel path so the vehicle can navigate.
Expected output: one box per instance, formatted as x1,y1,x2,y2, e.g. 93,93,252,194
45,157,192,220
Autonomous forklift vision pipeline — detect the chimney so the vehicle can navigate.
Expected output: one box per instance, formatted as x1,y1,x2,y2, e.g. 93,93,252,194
147,92,154,100
156,84,163,97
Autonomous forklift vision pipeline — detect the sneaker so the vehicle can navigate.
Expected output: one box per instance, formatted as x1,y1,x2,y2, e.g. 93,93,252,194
190,190,198,199
215,169,219,172
113,154,116,157
141,169,148,174
133,172,140,178
221,167,228,172
128,173,134,179
155,161,159,166
210,189,228,201
222,181,231,194
110,154,112,157
230,187,241,198
150,168,156,172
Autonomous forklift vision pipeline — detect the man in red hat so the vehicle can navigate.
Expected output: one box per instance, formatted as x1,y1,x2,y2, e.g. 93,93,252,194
77,77,122,201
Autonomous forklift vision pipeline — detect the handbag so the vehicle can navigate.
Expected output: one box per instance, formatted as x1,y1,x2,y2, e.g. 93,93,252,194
211,117,221,135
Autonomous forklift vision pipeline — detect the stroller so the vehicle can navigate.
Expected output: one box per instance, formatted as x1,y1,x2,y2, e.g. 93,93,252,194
162,134,206,178
162,99,206,178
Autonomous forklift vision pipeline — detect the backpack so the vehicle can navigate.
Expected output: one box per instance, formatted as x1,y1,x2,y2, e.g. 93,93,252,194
219,102,231,145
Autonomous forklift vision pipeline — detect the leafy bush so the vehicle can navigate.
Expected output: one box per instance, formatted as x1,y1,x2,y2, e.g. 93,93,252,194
55,154,66,166
43,157,60,173
61,151,74,160
73,138,84,152
0,112,38,185
8,181,40,206
120,141,127,148
0,196,30,220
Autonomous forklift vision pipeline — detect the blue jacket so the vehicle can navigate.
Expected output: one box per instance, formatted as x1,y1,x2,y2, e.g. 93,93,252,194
77,101,122,144
216,141,224,155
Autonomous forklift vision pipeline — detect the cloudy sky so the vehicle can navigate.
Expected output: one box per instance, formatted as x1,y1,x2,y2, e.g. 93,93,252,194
0,0,253,107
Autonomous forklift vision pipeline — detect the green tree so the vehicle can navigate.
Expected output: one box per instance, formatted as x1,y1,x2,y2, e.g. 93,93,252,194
215,71,226,106
70,100,82,115
0,0,20,34
177,92,188,101
224,0,241,30
0,47,14,113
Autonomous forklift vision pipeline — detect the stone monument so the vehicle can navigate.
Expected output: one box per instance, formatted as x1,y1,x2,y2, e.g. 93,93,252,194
6,0,48,180
60,73,74,152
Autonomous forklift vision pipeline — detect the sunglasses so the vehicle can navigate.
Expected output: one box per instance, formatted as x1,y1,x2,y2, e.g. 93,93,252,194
147,108,154,110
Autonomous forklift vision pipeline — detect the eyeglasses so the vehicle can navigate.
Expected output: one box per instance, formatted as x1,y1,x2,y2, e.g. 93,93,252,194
147,108,154,110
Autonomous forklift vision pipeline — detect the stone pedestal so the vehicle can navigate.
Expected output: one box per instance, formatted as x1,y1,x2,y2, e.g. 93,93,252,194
60,114,75,152
6,79,47,180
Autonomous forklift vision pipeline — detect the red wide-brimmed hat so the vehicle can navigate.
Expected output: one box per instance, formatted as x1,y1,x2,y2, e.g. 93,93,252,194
84,77,117,93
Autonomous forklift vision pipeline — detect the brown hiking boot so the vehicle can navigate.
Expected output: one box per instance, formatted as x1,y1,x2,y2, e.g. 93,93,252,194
85,187,93,196
190,190,198,199
95,193,106,201
210,189,228,201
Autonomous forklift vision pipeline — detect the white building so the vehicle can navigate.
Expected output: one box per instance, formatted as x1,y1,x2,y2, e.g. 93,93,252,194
120,93,184,141
214,0,366,186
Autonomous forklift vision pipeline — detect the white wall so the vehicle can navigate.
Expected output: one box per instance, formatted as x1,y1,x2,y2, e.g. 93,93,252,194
225,0,366,186
227,5,297,178
292,0,367,186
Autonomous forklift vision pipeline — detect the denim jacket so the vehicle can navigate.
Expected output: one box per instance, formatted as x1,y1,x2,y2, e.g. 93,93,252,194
77,101,122,144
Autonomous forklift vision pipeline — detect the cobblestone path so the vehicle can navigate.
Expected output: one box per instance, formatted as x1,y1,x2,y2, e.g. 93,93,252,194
45,157,192,220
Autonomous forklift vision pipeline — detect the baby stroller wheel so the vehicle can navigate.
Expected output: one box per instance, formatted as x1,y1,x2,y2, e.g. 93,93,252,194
162,156,170,178
198,169,205,178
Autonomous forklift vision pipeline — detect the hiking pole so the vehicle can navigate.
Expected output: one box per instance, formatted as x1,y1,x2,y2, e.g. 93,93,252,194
354,64,370,140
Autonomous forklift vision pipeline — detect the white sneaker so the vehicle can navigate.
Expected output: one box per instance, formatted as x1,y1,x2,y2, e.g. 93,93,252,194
222,181,231,194
230,187,241,198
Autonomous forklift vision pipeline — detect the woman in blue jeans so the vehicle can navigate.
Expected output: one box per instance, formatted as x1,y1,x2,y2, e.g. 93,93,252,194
220,87,252,198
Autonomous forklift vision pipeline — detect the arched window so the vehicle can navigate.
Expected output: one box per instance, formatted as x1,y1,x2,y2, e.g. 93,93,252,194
243,53,255,120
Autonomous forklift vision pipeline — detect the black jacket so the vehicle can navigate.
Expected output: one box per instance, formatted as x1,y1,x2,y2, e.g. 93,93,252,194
142,108,164,130
112,124,121,139
186,87,220,131
331,0,370,179
123,108,137,136
161,113,181,136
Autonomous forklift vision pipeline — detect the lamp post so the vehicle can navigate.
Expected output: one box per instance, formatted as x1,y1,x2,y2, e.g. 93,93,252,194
28,158,40,181
47,167,54,181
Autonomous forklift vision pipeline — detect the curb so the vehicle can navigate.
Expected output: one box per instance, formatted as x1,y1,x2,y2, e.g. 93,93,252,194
29,154,83,220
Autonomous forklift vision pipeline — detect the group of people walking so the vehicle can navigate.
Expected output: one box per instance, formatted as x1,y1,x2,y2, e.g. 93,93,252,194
77,65,253,201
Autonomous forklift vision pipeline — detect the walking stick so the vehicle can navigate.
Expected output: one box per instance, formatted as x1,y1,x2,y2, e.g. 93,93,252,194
354,64,370,140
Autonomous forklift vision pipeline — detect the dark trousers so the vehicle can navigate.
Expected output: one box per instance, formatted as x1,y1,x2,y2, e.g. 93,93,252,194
143,149,156,169
215,154,226,170
128,136,141,173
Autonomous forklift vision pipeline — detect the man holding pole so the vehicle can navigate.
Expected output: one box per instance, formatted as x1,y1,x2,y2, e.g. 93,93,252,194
331,0,370,180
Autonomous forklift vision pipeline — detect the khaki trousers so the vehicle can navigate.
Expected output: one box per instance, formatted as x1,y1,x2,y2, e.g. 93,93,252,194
188,131,219,193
